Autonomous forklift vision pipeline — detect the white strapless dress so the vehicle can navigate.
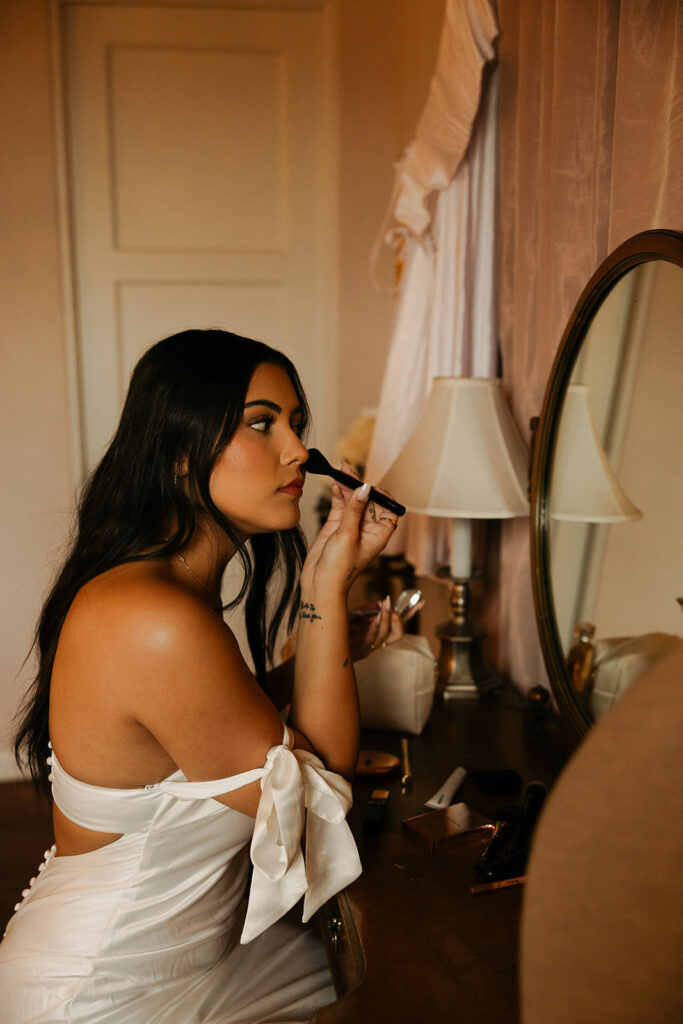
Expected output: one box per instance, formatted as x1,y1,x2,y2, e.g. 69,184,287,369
0,726,362,1023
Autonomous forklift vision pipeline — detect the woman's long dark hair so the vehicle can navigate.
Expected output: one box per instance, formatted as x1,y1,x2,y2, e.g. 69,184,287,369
14,329,310,793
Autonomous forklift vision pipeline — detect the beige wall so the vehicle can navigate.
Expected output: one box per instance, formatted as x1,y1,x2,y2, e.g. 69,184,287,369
337,0,446,430
0,0,446,776
0,1,75,777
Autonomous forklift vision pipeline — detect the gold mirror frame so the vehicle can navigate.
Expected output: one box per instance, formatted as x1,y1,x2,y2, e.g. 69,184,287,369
530,229,683,739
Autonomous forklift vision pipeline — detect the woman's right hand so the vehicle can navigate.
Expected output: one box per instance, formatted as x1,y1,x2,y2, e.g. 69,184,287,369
300,475,398,596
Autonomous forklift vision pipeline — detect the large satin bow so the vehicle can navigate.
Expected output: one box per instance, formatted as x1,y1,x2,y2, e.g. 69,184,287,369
240,745,362,944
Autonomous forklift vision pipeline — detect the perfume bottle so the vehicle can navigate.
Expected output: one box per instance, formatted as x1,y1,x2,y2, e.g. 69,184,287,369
567,622,595,703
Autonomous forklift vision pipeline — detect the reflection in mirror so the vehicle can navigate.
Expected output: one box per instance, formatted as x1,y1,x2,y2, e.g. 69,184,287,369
547,259,683,721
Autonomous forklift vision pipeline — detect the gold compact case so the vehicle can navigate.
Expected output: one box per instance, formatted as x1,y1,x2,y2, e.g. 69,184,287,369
355,750,401,776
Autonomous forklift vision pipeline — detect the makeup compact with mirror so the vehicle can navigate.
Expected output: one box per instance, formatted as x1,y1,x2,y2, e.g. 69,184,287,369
530,229,683,740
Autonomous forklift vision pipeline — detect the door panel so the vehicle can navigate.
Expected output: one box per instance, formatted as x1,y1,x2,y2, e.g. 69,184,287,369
110,45,288,252
117,281,288,387
64,3,335,474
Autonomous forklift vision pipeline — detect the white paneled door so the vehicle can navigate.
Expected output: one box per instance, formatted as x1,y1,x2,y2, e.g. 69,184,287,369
63,3,336,486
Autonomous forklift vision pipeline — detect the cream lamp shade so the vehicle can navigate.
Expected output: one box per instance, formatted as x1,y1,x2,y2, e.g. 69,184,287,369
550,384,642,523
379,377,529,580
378,377,529,696
378,377,529,518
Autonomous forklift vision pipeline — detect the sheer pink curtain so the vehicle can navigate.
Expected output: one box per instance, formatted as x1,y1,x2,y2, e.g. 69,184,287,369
496,0,683,691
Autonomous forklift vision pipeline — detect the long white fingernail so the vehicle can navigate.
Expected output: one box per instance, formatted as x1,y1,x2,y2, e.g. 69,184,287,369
355,482,371,500
383,595,392,610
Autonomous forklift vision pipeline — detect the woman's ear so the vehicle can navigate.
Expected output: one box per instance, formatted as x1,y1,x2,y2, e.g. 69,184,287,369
173,456,189,484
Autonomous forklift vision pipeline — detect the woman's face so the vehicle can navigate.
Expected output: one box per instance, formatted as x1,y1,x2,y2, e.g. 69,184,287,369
209,362,309,538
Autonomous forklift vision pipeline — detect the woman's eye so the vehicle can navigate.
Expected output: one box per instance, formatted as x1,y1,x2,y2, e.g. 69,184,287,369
249,416,273,433
247,413,306,438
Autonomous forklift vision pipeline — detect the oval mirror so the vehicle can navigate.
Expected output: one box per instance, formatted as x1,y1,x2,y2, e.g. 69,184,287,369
531,230,683,739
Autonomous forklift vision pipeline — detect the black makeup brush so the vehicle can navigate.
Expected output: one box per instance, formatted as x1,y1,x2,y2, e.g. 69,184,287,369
305,449,406,517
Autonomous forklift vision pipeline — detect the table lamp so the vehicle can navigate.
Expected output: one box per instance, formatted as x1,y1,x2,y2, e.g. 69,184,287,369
378,377,529,698
550,384,642,522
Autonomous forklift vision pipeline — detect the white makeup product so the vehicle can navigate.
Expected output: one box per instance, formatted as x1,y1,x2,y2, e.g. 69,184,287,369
424,765,467,810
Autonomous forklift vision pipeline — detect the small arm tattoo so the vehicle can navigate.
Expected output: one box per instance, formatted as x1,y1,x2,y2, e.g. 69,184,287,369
299,602,322,623
343,657,349,667
346,565,357,582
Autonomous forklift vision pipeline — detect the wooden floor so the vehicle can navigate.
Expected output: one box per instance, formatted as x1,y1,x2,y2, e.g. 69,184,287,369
0,780,54,933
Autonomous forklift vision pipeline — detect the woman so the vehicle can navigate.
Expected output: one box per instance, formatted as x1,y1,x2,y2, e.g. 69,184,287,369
0,329,399,1023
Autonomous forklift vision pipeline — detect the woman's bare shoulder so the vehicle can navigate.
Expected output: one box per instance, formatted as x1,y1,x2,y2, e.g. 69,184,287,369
67,561,222,641
65,563,284,788
51,561,284,801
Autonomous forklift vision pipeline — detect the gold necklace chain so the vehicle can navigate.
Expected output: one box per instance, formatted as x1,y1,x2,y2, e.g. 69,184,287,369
175,551,222,606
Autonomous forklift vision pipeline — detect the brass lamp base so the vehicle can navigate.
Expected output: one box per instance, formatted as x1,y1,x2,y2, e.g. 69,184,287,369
435,580,500,699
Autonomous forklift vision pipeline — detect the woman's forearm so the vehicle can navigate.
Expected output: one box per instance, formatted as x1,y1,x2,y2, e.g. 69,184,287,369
289,587,359,779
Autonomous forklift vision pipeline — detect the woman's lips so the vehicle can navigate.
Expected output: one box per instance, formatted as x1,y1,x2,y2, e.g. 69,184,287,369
278,481,304,496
